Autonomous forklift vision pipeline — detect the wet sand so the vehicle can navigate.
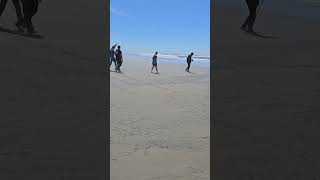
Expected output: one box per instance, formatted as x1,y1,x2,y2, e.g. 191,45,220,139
213,4,320,179
110,56,210,180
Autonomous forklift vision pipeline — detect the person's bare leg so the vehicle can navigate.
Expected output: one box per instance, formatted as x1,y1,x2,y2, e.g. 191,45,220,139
241,15,250,31
12,0,23,23
247,3,257,33
0,0,8,17
21,0,38,33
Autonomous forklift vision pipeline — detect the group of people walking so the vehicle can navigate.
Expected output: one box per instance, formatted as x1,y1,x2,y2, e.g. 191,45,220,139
109,1,260,73
109,44,195,74
109,44,123,73
0,0,40,33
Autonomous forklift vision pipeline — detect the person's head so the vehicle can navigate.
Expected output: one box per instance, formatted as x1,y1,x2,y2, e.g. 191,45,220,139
190,52,194,56
118,46,121,49
155,52,158,55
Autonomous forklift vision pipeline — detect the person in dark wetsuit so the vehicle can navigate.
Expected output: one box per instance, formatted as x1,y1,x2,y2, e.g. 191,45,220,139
150,52,159,74
241,0,259,33
0,0,24,30
185,52,194,72
115,45,123,72
109,44,117,69
21,0,40,33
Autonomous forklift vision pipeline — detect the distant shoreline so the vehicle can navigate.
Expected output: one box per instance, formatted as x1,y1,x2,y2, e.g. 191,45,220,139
122,53,210,67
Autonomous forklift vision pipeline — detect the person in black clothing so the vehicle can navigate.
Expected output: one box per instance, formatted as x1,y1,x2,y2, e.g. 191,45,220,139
21,0,40,33
150,52,158,74
109,44,117,69
115,45,123,73
185,52,194,72
241,0,259,33
0,0,24,31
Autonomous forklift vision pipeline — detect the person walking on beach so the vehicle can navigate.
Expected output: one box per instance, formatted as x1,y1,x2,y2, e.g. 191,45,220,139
21,0,40,33
150,51,159,74
185,52,194,72
115,45,123,72
0,0,24,31
241,0,259,33
109,44,117,69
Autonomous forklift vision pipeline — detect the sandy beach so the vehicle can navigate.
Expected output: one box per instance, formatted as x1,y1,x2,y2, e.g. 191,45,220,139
110,56,210,180
0,1,107,179
213,3,320,179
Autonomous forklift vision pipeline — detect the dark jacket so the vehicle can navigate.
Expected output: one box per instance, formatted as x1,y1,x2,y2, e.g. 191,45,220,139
187,55,192,63
110,48,115,59
115,49,122,61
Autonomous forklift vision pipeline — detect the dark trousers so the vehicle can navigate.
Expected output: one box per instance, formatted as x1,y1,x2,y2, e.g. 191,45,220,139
116,59,122,70
242,0,258,30
110,58,117,67
21,0,38,28
186,62,191,71
151,64,158,72
0,0,23,24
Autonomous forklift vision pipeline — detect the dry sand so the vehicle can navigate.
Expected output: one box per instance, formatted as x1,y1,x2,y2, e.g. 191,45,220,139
213,4,320,180
110,56,210,180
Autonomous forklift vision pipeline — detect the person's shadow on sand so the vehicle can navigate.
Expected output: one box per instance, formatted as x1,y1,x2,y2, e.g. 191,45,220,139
0,26,45,39
245,30,280,39
186,71,196,74
110,69,124,74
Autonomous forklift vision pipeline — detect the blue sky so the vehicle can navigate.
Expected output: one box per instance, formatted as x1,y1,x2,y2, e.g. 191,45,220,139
110,0,210,56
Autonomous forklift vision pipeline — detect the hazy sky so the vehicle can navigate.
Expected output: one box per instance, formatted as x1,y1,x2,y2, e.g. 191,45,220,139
110,0,210,56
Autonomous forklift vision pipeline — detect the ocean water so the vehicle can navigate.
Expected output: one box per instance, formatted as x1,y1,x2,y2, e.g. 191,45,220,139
218,0,320,18
126,52,210,67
